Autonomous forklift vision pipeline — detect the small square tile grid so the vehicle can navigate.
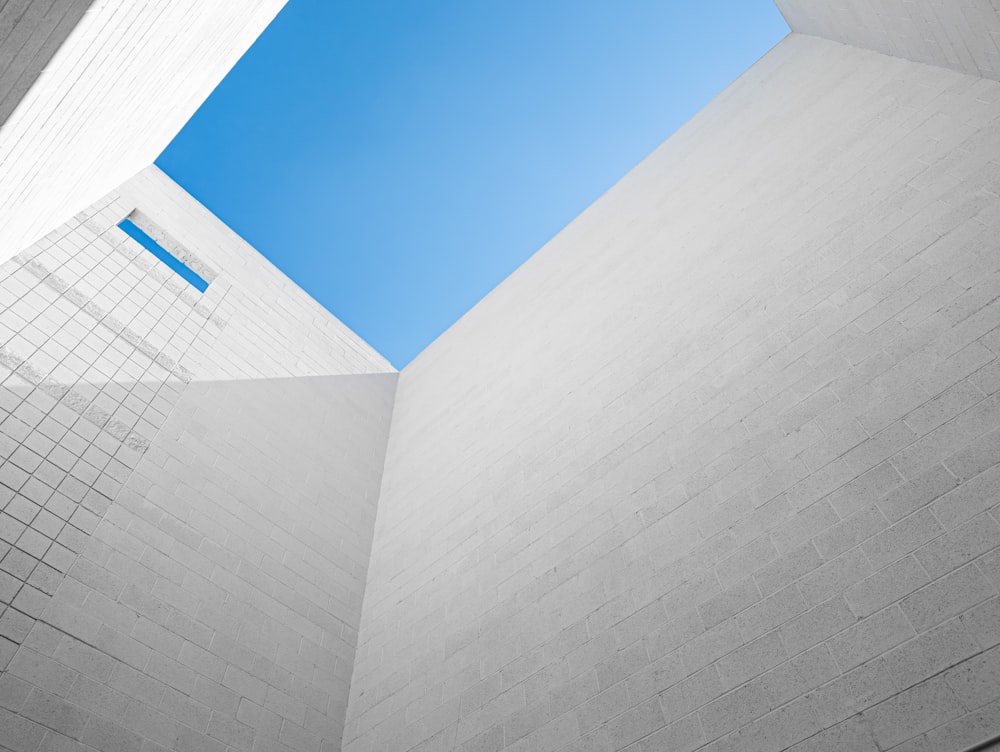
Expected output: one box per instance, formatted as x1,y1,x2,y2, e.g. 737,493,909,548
0,173,397,752
0,195,219,664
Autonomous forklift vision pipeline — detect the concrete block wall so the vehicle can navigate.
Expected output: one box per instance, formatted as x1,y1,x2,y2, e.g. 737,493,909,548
345,33,1000,752
0,172,396,751
775,0,1000,81
0,0,288,265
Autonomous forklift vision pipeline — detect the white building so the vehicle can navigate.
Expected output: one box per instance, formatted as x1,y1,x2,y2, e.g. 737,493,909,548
1,2,1000,751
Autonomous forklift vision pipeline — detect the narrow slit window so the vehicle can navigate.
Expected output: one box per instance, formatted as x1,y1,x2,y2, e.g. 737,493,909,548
118,218,210,292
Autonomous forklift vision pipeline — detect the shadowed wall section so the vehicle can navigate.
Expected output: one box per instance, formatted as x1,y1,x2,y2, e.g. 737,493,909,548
345,33,1000,752
775,0,1000,80
0,0,96,127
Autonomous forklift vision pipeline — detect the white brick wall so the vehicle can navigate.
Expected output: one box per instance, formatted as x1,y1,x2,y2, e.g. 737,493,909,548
0,173,397,751
0,0,288,265
345,33,1000,752
776,0,1000,80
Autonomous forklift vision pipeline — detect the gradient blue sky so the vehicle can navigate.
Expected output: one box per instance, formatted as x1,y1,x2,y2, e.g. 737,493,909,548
157,1,789,367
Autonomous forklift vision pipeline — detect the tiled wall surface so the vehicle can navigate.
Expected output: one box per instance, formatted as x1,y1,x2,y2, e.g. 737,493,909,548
345,33,1000,752
0,374,396,752
0,0,288,265
776,0,1000,80
0,171,397,751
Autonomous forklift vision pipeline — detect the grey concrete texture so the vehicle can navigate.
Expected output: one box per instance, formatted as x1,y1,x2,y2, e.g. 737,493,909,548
344,32,1000,752
0,0,96,126
0,172,397,751
776,0,1000,81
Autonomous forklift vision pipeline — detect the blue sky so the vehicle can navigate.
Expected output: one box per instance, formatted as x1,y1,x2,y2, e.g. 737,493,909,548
157,1,789,367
